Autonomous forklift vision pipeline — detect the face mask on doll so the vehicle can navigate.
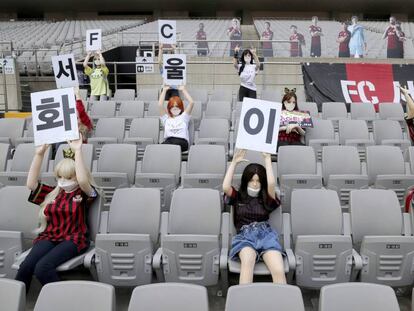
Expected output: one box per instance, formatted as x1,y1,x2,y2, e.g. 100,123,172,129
244,54,252,63
94,59,101,66
170,107,181,116
58,178,79,192
247,187,261,197
284,101,296,111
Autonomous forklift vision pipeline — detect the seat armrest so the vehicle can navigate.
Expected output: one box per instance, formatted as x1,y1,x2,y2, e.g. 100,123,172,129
352,249,363,270
83,248,96,269
221,213,230,249
284,248,296,271
402,213,412,236
342,212,351,236
282,213,292,249
99,211,109,234
57,250,91,271
160,212,169,236
152,247,164,282
12,248,31,270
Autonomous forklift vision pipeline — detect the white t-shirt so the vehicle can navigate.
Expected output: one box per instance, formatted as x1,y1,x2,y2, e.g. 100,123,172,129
161,112,191,142
239,64,257,91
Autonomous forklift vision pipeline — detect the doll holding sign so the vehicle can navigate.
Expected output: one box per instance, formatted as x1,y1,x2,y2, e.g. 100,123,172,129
83,50,109,101
277,88,306,150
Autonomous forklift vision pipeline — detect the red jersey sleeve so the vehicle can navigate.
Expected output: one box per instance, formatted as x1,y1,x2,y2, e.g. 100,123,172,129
28,183,56,205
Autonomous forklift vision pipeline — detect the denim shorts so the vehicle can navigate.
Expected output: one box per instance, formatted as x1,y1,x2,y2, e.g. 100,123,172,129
229,221,283,262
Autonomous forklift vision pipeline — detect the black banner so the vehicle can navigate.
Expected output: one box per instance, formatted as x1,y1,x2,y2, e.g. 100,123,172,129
302,63,414,111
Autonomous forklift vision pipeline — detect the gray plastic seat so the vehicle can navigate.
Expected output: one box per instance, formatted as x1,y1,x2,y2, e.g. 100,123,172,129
0,186,38,278
195,118,230,154
34,281,115,311
378,102,404,122
260,89,281,101
0,143,51,186
137,88,159,103
79,88,88,101
350,102,377,123
0,143,11,172
0,279,25,311
210,88,233,102
186,88,208,105
287,189,353,289
306,118,338,161
366,145,414,203
153,188,228,288
297,101,318,117
350,189,414,287
128,283,209,311
181,145,226,190
92,144,136,208
124,118,160,159
135,144,181,211
90,188,161,286
15,120,34,145
204,101,232,121
88,118,125,158
0,118,25,146
41,143,94,186
322,146,368,204
113,89,135,101
225,284,305,311
338,120,374,161
373,119,411,151
322,102,348,130
117,101,145,131
277,146,322,212
145,101,160,118
89,101,117,120
318,283,399,311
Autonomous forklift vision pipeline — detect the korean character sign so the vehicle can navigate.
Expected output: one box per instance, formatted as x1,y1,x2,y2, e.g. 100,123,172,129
235,98,282,154
86,29,102,52
158,20,176,45
31,88,79,146
52,54,79,89
163,54,186,86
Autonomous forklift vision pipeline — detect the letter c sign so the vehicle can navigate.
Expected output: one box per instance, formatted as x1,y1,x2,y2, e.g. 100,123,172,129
159,20,177,44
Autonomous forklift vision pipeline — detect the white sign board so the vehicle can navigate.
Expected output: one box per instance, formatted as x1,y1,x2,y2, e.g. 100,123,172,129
136,56,154,74
52,54,79,88
235,98,282,154
31,88,79,146
163,54,186,86
0,58,15,75
158,20,176,44
86,29,102,52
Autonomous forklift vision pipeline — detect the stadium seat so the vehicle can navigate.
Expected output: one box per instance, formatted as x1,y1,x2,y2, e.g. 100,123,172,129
260,89,281,101
350,102,377,127
366,145,414,203
378,102,404,122
204,101,232,122
15,120,34,145
195,118,231,155
117,101,145,131
318,283,400,311
33,281,115,311
92,144,136,208
338,120,374,161
0,118,25,147
137,88,159,103
79,89,88,101
127,283,209,311
186,87,208,105
297,101,318,117
89,101,117,120
225,284,305,311
153,188,229,289
145,101,161,118
322,102,348,130
123,118,160,159
305,118,338,161
113,89,135,101
135,144,181,211
88,118,125,158
0,279,25,311
210,88,233,102
89,188,161,286
0,186,38,278
277,146,322,212
286,189,354,288
41,143,94,186
181,145,226,190
0,143,51,186
350,189,414,287
372,120,411,151
322,146,369,204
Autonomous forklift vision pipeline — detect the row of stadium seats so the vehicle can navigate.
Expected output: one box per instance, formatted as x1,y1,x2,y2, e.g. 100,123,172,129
0,280,406,311
1,185,413,292
1,143,414,209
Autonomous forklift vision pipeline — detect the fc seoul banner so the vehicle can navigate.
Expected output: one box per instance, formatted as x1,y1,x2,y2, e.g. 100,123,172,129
302,63,414,110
